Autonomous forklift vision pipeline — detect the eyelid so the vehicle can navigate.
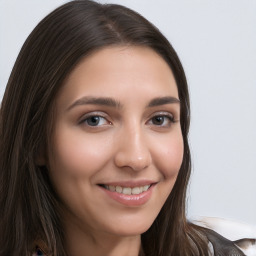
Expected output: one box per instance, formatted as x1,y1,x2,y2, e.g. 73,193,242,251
146,111,177,128
148,111,175,120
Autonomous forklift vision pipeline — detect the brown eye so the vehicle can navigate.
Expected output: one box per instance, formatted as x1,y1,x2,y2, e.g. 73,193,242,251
147,113,176,128
86,116,101,126
152,116,165,125
81,115,109,127
151,115,175,126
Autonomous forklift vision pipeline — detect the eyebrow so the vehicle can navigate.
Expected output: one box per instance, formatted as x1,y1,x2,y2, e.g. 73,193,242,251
67,95,180,111
147,96,180,107
67,96,122,111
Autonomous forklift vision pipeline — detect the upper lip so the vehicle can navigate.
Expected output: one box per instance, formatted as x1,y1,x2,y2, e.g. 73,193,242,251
98,180,157,188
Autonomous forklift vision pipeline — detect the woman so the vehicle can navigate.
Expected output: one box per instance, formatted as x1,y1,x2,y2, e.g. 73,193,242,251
0,1,253,255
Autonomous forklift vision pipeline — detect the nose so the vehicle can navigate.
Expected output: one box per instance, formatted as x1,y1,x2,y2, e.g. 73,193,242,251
114,126,152,171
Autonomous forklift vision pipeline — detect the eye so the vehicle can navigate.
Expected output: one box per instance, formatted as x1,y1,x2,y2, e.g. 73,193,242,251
80,115,110,127
148,114,175,127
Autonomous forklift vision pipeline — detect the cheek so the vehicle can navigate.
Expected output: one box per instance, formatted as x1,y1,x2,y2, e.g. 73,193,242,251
48,127,113,178
152,130,184,179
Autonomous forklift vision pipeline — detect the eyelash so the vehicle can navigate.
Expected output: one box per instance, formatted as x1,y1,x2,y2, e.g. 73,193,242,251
147,113,175,127
79,112,176,128
79,112,111,127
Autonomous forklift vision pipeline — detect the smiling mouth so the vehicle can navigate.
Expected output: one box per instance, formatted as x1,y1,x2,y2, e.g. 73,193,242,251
99,184,152,195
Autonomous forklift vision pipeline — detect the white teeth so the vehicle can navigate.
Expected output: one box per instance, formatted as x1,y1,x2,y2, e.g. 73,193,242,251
116,186,122,193
109,185,115,192
131,187,141,195
122,187,132,195
104,185,151,195
143,185,150,191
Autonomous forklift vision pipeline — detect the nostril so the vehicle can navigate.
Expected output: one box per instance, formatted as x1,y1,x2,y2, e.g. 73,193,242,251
113,139,152,171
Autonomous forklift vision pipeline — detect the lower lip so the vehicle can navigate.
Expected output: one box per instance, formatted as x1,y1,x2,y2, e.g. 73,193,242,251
99,185,154,207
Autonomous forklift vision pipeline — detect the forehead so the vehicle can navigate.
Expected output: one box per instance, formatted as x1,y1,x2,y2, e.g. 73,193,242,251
57,46,179,108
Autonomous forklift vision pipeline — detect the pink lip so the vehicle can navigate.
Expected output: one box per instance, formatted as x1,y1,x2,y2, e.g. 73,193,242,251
99,183,156,207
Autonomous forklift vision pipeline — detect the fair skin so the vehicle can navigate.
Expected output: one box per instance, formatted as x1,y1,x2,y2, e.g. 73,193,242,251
42,46,184,256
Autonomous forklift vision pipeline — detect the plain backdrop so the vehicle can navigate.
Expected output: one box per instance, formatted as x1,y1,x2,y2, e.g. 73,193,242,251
0,0,255,226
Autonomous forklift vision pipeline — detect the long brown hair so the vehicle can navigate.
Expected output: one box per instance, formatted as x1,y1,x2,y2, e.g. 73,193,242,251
0,1,209,255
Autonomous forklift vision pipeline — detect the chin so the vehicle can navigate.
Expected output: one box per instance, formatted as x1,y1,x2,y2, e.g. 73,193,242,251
102,215,155,237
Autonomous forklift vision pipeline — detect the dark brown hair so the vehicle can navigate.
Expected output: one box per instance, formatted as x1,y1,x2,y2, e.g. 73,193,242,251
0,1,209,255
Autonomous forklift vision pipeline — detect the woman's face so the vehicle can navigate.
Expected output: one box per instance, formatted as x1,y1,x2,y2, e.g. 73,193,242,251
45,46,183,237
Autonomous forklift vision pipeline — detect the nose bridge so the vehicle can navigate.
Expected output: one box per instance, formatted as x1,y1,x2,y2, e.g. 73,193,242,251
114,122,151,171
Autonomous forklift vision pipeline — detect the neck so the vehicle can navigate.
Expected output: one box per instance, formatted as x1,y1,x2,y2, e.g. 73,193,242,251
63,217,142,256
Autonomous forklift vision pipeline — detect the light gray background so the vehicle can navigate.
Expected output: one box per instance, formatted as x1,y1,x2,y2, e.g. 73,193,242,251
0,0,255,225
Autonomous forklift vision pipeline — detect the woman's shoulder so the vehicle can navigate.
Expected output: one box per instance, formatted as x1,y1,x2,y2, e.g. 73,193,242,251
192,217,256,256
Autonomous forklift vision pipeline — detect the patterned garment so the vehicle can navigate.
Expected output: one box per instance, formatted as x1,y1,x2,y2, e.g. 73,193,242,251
194,217,256,256
206,229,255,256
32,240,50,256
32,247,45,256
